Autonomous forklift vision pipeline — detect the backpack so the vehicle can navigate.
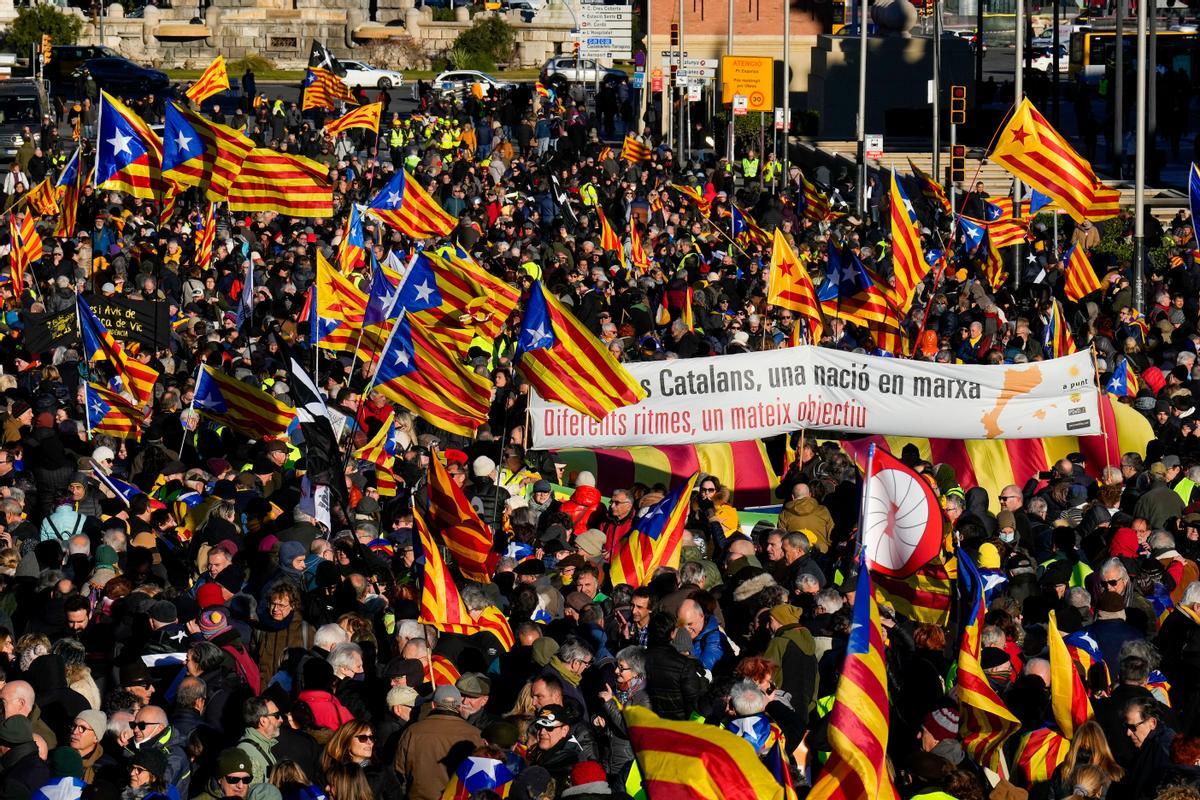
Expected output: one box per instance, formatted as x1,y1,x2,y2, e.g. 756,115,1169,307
222,643,262,696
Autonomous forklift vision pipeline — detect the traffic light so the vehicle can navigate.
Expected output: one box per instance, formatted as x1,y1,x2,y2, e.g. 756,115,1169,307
670,22,679,47
951,144,966,184
670,64,678,86
40,35,51,64
949,85,966,125
572,40,580,55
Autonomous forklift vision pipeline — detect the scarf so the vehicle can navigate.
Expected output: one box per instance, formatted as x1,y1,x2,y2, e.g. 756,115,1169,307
549,656,582,687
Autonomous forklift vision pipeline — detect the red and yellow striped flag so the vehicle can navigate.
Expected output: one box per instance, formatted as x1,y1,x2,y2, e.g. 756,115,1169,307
517,280,647,420
610,473,697,587
909,158,952,215
414,507,474,631
767,228,822,344
621,134,652,163
228,148,333,218
991,99,1120,223
8,212,41,295
440,605,516,652
670,182,712,216
325,102,383,137
422,244,521,343
193,365,295,438
1049,610,1092,738
982,233,1008,291
871,556,953,625
25,179,59,216
1062,244,1102,301
800,173,830,222
195,203,215,272
428,452,498,583
625,706,789,800
367,168,457,239
808,565,900,800
302,66,357,111
78,297,158,408
185,56,230,105
86,382,143,439
630,222,650,273
163,101,255,201
1015,727,1070,785
957,548,1020,777
888,171,930,312
1045,300,1077,357
597,207,627,270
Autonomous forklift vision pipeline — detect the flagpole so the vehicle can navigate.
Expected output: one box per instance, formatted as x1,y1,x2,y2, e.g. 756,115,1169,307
180,363,201,459
1132,0,1147,314
75,294,93,442
857,442,876,557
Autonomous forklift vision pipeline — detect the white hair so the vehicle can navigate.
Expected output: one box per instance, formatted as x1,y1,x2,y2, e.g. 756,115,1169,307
327,642,363,674
314,623,350,650
729,679,767,716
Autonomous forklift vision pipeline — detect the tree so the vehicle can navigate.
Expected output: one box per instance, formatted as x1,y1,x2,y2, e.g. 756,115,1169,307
452,16,515,71
5,5,83,55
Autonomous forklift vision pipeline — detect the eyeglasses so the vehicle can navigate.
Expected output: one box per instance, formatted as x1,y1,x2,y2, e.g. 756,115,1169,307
1103,578,1123,587
264,711,283,719
699,487,716,494
222,776,253,785
354,734,376,742
1000,495,1020,502
1125,719,1150,732
129,721,161,730
71,724,93,733
616,665,633,673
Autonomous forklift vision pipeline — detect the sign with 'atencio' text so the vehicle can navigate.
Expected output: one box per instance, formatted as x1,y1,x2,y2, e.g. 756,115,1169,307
530,348,1100,449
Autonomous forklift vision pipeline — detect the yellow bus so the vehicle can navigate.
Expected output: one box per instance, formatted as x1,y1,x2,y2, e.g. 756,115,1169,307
1069,28,1200,82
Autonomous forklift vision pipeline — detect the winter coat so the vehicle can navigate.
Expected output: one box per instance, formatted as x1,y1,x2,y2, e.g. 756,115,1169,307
644,644,707,720
560,485,603,535
764,624,819,715
0,742,48,800
296,689,354,731
392,710,484,800
776,498,834,552
1134,480,1186,530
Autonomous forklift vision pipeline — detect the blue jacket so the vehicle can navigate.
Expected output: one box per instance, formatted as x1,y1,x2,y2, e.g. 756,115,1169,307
690,614,728,672
39,505,85,541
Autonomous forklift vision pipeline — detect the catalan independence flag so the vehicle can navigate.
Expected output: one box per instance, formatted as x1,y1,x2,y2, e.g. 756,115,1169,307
1048,609,1093,738
337,203,367,275
1106,358,1139,398
367,168,457,239
162,101,254,201
438,757,514,800
354,411,396,469
96,90,164,200
373,312,490,437
1015,727,1070,785
302,66,356,111
597,207,627,270
193,364,295,438
1062,243,1102,302
799,172,830,222
991,99,1120,223
54,148,83,238
428,453,498,583
767,228,822,344
195,203,216,272
228,148,332,218
414,506,474,630
808,564,900,800
956,548,1020,777
8,212,41,296
1043,300,1077,358
517,281,646,420
888,171,930,313
78,297,158,408
85,383,143,439
631,222,651,273
626,706,788,800
621,134,652,163
185,56,230,105
610,472,697,587
25,178,59,217
426,244,520,341
325,102,382,137
871,555,953,624
909,158,951,215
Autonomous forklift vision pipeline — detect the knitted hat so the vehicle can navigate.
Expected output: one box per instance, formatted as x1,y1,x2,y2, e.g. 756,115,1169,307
0,716,31,746
922,706,960,743
49,747,85,778
769,604,803,627
996,511,1017,531
75,710,107,738
196,582,225,609
570,761,607,787
977,543,1001,570
216,748,252,777
149,601,177,624
472,456,496,478
131,747,169,779
575,530,605,558
199,606,233,638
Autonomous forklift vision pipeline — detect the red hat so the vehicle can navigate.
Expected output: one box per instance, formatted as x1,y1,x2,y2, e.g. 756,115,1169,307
196,582,225,609
569,761,607,787
445,449,468,465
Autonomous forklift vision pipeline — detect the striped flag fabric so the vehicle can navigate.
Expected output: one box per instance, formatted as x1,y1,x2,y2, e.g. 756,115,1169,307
767,228,822,344
732,205,772,247
414,506,474,630
96,91,164,200
610,472,698,587
981,231,1008,291
597,207,627,270
428,452,499,583
78,296,159,407
439,605,516,652
800,172,830,222
630,223,651,273
807,564,900,800
721,714,798,800
354,411,396,468
368,168,457,239
1191,164,1200,250
162,101,254,200
621,134,652,162
1106,358,1139,397
193,364,295,438
1062,243,1102,301
1015,727,1070,785
185,56,230,105
516,280,647,420
909,158,952,215
670,182,712,216
888,171,930,312
1043,300,1077,358
302,66,357,111
438,756,514,800
991,99,1120,223
314,251,379,360
625,706,789,800
85,383,143,439
552,440,778,508
426,244,521,341
957,547,1021,776
160,181,181,227
336,203,367,274
54,148,83,238
325,102,382,137
871,556,953,625
25,178,59,216
373,312,491,437
195,203,216,272
8,212,41,296
228,148,333,218
1049,609,1093,738
430,654,461,687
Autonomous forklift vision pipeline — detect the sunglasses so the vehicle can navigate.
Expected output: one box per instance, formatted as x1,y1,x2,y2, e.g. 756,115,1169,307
1125,719,1149,732
129,721,160,730
354,734,376,743
223,776,253,785
1103,579,1123,587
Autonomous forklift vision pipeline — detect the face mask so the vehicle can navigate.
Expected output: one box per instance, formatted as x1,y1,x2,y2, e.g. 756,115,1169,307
351,671,365,682
1000,531,1016,545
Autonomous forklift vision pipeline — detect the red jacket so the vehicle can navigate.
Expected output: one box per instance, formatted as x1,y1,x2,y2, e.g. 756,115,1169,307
297,689,354,730
560,485,603,535
601,514,635,557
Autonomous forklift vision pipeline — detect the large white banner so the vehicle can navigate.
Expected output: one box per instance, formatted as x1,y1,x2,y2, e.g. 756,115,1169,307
530,348,1101,449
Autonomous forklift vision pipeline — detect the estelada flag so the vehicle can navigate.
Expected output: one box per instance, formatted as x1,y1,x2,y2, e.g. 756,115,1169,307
991,99,1119,223
227,148,332,218
25,179,59,216
610,472,698,587
185,56,230,105
597,207,627,270
860,445,943,578
1062,243,1102,301
325,102,383,137
1048,609,1093,738
427,452,499,583
621,134,652,162
766,228,822,344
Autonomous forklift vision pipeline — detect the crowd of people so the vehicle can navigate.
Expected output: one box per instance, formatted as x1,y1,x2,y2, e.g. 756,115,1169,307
0,61,1196,800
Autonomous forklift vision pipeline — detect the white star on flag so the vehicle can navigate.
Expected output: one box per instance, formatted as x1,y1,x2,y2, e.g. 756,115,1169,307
393,347,411,367
174,131,193,152
524,323,551,348
413,280,434,304
108,130,133,158
386,191,402,207
462,758,503,784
